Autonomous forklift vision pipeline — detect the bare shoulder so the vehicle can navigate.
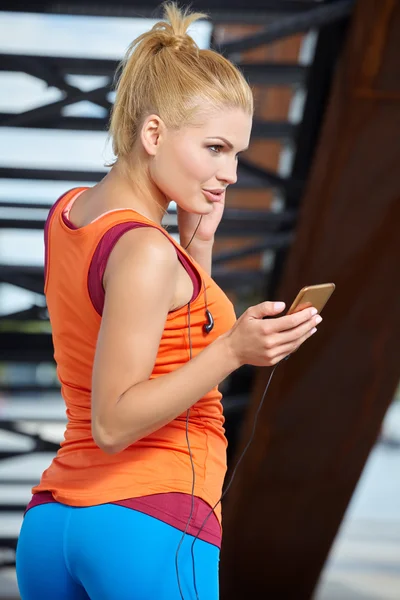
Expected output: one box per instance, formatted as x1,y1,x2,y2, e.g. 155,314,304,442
103,225,179,288
92,225,180,424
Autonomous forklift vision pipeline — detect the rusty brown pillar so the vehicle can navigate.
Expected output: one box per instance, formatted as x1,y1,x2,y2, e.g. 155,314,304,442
220,1,400,598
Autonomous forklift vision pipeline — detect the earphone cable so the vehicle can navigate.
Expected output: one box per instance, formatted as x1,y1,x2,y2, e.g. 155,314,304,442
190,361,281,599
184,216,203,250
176,241,287,598
203,279,209,313
175,302,196,600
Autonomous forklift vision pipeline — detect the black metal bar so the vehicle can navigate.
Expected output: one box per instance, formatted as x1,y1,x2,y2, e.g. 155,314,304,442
266,17,350,299
0,54,118,78
0,265,44,295
0,450,34,461
0,114,109,132
238,157,303,195
220,0,355,54
0,113,295,138
0,54,307,85
0,2,325,20
0,218,48,230
0,418,63,427
0,480,38,486
4,54,112,112
0,559,18,569
0,305,48,321
8,54,81,96
236,63,306,86
0,166,104,182
0,384,60,392
215,269,262,289
213,234,293,264
0,537,17,547
0,439,59,452
0,165,283,190
0,265,43,278
0,333,52,362
0,203,297,231
0,201,52,210
0,85,110,128
252,120,296,140
0,504,27,512
0,202,297,227
0,215,296,236
222,208,297,226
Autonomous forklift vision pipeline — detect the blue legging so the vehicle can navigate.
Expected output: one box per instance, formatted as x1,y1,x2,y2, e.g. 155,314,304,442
16,503,220,600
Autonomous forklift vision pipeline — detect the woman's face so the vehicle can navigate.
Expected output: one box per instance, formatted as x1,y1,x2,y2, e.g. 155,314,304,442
145,106,252,214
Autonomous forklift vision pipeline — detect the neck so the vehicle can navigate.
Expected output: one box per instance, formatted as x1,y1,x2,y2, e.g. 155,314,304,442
100,157,169,225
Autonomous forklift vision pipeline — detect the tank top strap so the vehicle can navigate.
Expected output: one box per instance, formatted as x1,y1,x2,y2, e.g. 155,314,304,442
57,187,203,271
44,188,87,291
48,187,206,312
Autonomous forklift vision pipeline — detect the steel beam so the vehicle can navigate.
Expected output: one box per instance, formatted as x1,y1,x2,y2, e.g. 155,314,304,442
0,164,295,191
0,53,307,86
0,54,117,78
266,16,349,299
0,305,48,321
0,86,110,128
0,2,325,21
1,54,112,111
0,114,296,139
0,214,296,235
220,0,355,54
237,63,306,85
213,235,293,264
220,2,400,597
0,202,297,227
0,265,44,295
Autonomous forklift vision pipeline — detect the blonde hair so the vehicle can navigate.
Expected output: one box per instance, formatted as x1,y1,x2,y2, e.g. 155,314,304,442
109,2,253,160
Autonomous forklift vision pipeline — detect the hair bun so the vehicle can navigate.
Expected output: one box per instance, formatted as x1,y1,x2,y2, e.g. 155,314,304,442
168,33,196,52
151,23,197,54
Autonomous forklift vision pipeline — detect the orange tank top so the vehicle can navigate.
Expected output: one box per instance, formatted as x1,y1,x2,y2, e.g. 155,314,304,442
33,188,237,524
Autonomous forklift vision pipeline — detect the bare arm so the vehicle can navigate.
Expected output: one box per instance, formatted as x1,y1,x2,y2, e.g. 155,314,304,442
91,228,237,454
91,227,321,454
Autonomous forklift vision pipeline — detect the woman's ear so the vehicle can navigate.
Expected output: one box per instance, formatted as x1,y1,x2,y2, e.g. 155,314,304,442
140,114,165,157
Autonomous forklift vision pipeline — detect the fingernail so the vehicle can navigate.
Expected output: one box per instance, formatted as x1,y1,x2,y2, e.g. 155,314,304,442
311,327,317,334
315,315,323,325
274,302,285,311
311,308,318,316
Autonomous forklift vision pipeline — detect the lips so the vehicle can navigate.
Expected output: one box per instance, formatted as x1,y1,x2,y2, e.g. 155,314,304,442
202,189,225,203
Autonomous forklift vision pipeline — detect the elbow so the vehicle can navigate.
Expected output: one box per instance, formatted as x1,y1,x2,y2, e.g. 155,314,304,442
92,421,125,455
96,440,121,455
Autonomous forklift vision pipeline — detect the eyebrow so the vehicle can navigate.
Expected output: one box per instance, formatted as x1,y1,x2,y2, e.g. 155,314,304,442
206,136,248,152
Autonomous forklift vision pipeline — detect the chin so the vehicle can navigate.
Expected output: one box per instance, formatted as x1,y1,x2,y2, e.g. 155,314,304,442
199,202,214,216
183,198,213,215
200,196,215,213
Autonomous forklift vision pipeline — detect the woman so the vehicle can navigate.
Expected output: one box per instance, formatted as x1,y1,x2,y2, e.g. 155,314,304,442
16,4,321,599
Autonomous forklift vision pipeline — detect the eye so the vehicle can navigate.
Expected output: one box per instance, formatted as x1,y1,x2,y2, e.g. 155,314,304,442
208,144,224,154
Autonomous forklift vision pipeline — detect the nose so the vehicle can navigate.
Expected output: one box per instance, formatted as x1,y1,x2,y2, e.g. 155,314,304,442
217,159,238,186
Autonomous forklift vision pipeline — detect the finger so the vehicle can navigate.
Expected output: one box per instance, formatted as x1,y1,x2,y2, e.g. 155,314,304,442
276,315,321,345
248,301,286,320
275,307,318,332
270,327,317,362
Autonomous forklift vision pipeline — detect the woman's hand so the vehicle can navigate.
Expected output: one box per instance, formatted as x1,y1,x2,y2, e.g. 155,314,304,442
177,195,225,246
225,301,322,368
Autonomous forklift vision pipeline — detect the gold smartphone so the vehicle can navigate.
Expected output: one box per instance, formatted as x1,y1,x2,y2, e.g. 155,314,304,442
287,283,335,315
